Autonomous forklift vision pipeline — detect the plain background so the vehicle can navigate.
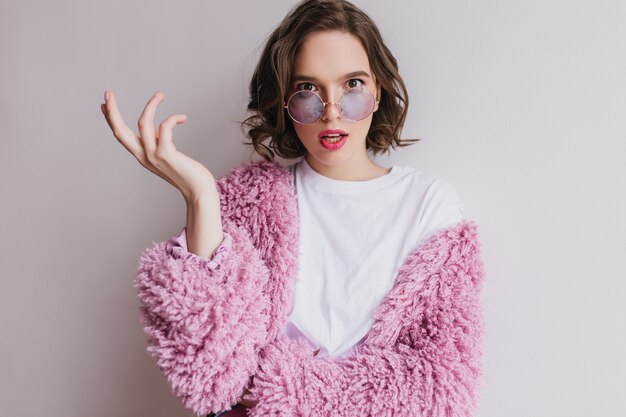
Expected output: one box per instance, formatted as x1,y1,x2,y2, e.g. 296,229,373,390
1,0,625,416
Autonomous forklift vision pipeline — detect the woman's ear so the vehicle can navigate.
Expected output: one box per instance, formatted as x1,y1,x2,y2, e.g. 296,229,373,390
374,83,382,112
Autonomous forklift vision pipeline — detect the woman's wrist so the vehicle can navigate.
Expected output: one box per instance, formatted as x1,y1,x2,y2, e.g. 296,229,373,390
184,190,224,258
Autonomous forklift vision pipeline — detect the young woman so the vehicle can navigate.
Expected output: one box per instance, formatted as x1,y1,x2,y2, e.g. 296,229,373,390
101,1,485,416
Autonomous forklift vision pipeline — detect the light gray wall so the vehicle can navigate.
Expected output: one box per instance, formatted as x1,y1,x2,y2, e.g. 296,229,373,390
1,1,624,416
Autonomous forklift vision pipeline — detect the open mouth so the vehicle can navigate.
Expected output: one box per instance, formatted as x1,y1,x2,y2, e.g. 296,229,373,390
321,134,347,143
319,134,348,150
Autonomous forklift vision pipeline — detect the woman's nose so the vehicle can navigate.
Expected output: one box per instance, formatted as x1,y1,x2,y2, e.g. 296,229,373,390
321,97,341,121
322,94,341,120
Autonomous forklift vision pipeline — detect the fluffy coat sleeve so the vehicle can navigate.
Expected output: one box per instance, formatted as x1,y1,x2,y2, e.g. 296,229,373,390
244,220,485,417
133,161,292,416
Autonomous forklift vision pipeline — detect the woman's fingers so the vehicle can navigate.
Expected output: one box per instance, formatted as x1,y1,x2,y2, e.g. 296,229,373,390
101,90,197,193
156,114,187,158
138,92,165,156
102,91,144,159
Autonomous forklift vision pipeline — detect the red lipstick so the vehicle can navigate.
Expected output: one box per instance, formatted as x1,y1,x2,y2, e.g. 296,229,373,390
318,129,348,138
318,129,348,151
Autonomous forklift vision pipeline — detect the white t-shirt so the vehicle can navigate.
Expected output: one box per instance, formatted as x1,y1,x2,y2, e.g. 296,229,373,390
283,157,465,358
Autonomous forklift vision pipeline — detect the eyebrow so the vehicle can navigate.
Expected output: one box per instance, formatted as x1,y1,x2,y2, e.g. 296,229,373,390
291,70,372,83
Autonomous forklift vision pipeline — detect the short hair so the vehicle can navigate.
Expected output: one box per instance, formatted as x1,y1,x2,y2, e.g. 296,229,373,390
240,0,420,161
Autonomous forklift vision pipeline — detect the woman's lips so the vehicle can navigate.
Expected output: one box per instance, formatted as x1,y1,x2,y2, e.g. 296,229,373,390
319,134,348,150
318,128,348,138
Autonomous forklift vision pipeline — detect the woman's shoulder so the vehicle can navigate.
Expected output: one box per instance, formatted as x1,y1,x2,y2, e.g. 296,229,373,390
214,158,296,224
424,175,464,210
392,165,466,232
219,158,290,182
215,158,292,195
393,165,464,206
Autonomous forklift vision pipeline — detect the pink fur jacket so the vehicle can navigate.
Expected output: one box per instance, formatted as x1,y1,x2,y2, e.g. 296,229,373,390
134,160,486,417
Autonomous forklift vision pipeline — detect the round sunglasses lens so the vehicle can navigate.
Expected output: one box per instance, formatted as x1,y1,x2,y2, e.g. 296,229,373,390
287,91,323,124
340,87,375,121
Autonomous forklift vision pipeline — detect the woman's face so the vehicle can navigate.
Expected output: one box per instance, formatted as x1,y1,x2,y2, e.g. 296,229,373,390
287,30,381,174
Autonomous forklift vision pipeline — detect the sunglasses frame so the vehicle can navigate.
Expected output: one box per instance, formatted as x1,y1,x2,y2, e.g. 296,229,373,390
283,86,380,125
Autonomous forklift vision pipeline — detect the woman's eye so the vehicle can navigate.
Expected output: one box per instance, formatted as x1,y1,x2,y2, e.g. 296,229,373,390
347,79,364,89
296,82,316,91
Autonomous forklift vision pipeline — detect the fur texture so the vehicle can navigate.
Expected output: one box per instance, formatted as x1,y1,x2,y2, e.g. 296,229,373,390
134,160,485,416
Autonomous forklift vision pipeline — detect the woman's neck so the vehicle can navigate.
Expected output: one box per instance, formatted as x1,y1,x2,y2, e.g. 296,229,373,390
304,155,391,181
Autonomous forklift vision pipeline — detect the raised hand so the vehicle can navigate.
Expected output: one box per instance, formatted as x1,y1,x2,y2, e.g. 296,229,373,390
101,90,217,202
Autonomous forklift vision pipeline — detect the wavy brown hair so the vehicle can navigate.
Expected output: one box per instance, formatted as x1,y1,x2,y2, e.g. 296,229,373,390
240,0,420,161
